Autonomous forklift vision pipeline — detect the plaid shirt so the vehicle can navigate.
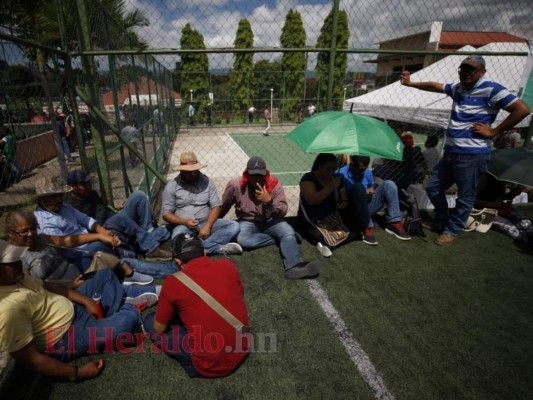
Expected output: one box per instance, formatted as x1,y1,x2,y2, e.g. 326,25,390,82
221,177,288,222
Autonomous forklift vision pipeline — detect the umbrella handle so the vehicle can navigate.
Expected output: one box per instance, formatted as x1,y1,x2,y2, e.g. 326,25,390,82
349,103,353,113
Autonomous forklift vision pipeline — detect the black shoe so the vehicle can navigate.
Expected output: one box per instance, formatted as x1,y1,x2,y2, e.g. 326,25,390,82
145,247,172,261
285,260,321,280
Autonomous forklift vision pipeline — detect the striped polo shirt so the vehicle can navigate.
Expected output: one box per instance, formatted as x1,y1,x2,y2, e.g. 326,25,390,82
443,77,518,154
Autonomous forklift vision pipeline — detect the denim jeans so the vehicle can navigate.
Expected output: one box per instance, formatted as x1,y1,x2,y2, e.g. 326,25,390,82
171,218,240,255
367,180,402,227
426,152,490,236
49,269,141,362
61,136,74,161
120,191,157,232
105,213,162,254
237,219,302,270
123,257,178,279
345,182,371,229
143,313,201,378
62,241,120,272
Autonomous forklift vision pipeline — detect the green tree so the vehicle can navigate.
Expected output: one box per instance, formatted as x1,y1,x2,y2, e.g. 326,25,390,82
180,23,209,123
315,8,349,110
280,9,307,121
230,19,254,122
252,59,282,109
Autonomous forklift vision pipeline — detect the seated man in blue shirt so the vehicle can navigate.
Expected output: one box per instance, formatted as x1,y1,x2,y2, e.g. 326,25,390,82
161,151,241,255
64,169,170,255
33,176,170,274
338,155,411,241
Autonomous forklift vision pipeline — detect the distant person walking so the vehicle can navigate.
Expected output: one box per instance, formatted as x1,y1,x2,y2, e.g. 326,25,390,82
263,106,271,137
56,114,75,163
248,106,257,123
401,55,530,246
308,102,316,117
188,103,195,127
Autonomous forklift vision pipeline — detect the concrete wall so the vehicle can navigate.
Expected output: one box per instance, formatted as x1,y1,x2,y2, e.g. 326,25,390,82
14,130,57,174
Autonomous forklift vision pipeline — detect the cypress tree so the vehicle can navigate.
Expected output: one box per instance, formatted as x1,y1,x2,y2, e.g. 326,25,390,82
315,9,349,110
230,19,254,122
180,23,209,123
280,9,307,121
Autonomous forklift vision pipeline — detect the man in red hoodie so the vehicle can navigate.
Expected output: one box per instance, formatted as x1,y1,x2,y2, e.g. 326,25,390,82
221,156,320,280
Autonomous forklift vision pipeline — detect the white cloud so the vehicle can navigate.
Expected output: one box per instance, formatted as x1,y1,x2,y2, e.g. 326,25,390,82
123,0,533,72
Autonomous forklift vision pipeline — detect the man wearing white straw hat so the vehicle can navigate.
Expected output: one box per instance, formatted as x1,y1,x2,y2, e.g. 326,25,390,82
162,151,242,255
33,176,170,275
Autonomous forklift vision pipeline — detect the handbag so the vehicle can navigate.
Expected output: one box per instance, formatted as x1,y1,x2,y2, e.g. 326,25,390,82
85,251,121,272
299,193,350,247
311,211,350,247
464,208,498,233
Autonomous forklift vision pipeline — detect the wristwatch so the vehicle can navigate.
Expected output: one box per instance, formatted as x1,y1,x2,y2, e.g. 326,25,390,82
68,366,79,382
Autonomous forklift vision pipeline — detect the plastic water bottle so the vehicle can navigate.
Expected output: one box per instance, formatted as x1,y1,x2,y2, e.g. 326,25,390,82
92,292,105,319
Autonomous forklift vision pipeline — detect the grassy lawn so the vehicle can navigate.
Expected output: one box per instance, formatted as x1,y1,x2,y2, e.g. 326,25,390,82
1,207,532,400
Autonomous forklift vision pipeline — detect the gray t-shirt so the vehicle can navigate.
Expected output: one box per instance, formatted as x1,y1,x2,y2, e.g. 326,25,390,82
161,172,221,221
21,245,81,284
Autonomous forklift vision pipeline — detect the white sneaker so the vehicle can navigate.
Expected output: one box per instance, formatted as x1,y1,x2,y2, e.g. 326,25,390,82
123,271,154,286
218,242,243,255
125,292,158,307
316,242,332,258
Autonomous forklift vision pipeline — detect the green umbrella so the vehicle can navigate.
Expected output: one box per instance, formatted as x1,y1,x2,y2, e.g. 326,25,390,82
286,111,404,160
487,147,533,187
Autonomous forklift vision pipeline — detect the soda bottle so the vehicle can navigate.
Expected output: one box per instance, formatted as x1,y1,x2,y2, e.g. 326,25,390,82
92,292,105,319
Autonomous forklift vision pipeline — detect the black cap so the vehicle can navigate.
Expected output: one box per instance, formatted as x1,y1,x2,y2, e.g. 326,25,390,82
172,233,204,263
460,55,485,68
67,169,92,185
247,156,267,175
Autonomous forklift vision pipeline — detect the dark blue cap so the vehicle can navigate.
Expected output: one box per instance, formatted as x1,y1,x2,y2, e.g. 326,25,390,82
67,169,92,185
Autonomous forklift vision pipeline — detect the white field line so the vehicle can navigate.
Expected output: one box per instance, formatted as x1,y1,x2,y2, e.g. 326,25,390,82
306,280,395,400
226,132,250,158
271,171,309,175
234,132,287,137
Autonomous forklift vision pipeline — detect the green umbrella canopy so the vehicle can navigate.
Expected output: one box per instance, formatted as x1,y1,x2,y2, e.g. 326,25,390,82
286,111,404,161
487,148,533,187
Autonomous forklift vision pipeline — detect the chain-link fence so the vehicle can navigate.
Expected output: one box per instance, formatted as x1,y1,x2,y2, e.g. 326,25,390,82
1,0,532,230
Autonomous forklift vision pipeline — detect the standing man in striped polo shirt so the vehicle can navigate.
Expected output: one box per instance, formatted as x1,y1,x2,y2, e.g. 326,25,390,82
401,56,530,245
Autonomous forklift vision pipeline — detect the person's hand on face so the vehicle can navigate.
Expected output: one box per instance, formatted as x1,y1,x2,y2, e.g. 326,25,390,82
329,175,341,190
255,183,272,204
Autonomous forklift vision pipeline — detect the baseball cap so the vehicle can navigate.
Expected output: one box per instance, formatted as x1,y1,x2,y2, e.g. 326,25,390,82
460,55,485,68
67,169,92,185
0,239,28,264
172,233,204,263
247,156,267,175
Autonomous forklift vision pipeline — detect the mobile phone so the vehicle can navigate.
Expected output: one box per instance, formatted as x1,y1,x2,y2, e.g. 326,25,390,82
81,271,97,280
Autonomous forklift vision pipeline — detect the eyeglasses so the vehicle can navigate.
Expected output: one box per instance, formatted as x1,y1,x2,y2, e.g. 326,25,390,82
10,227,38,237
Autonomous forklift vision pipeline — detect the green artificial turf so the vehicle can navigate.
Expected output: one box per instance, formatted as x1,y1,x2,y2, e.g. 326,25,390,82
1,209,532,400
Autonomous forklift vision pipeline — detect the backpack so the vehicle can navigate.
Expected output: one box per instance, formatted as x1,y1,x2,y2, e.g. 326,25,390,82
399,189,425,237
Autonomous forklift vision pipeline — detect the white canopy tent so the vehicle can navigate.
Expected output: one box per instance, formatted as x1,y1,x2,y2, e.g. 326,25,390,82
345,42,531,128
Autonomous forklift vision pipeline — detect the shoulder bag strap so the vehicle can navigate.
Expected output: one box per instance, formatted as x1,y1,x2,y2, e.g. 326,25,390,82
172,271,247,333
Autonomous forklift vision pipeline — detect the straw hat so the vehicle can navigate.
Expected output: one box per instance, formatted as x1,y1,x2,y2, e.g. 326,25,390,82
33,176,72,201
0,239,27,264
173,151,207,171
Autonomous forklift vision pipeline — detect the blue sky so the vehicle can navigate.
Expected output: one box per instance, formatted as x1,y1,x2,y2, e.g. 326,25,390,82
124,0,533,72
